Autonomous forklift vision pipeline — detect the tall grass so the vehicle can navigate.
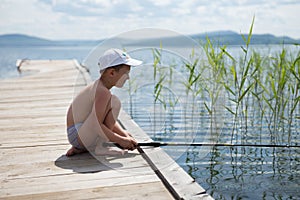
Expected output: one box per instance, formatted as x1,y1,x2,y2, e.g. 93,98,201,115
202,37,227,140
187,16,299,145
150,46,180,137
123,18,299,147
201,17,300,145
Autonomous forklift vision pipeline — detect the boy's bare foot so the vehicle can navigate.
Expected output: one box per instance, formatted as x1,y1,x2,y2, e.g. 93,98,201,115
95,145,127,156
66,146,87,157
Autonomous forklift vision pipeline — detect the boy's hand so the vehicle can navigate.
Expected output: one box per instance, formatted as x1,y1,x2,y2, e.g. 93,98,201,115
119,137,137,150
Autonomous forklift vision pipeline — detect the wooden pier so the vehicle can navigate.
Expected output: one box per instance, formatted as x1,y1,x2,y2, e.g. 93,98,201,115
0,60,212,199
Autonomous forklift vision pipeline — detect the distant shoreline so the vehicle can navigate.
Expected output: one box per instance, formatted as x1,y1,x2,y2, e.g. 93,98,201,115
1,31,299,47
0,43,299,81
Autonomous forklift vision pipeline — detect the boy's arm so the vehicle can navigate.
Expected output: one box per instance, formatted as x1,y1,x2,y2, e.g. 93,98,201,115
112,121,133,138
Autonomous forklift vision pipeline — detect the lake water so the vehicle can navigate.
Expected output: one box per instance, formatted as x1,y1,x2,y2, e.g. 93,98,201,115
0,46,92,79
1,44,299,199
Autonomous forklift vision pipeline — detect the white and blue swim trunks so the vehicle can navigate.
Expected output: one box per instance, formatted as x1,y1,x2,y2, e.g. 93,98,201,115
67,123,85,150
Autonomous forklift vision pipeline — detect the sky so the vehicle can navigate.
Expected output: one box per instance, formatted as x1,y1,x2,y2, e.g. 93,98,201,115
0,0,299,40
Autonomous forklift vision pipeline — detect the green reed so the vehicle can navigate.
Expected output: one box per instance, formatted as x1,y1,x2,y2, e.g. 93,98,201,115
183,49,201,116
233,17,256,139
259,48,300,143
288,50,300,137
151,46,179,136
184,48,201,95
249,50,267,140
202,37,227,138
195,16,299,145
265,49,290,139
145,19,299,146
151,47,162,136
152,46,168,108
126,76,138,117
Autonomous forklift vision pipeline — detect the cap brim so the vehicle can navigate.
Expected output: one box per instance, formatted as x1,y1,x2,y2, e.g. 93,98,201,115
125,58,143,67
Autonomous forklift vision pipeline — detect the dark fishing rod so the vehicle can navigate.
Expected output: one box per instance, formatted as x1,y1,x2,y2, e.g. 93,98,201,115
105,142,300,148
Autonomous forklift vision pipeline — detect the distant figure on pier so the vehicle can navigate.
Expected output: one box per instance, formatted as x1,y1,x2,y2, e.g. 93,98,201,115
66,49,142,156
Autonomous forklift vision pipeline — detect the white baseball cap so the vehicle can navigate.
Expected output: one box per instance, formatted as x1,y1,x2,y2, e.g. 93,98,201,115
98,48,143,71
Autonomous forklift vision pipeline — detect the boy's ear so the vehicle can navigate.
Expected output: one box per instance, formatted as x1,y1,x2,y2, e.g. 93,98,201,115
108,68,115,76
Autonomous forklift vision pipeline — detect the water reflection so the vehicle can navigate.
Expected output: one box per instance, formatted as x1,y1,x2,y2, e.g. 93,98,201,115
181,146,300,199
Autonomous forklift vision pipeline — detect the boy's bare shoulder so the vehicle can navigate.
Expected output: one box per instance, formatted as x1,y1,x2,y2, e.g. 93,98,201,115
95,82,111,101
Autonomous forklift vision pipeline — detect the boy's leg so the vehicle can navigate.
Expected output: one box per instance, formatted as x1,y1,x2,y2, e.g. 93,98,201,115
103,95,121,129
94,95,126,155
79,95,120,146
75,96,121,149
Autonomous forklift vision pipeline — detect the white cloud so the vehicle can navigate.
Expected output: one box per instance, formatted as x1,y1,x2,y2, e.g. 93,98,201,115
0,0,299,40
147,0,172,7
0,0,62,37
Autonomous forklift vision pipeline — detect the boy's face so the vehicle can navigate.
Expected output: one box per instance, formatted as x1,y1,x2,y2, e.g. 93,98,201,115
114,65,131,88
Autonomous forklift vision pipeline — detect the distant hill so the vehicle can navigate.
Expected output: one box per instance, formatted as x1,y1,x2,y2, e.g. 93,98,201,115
191,31,300,45
0,34,100,46
0,34,54,46
0,32,299,47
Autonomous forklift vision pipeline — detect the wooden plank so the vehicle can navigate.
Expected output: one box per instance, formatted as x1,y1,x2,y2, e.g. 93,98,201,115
1,182,173,200
0,151,154,180
0,100,71,108
0,81,86,90
1,148,162,198
1,173,160,198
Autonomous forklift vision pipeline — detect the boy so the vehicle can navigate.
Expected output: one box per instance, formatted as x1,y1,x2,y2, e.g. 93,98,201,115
66,48,142,156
